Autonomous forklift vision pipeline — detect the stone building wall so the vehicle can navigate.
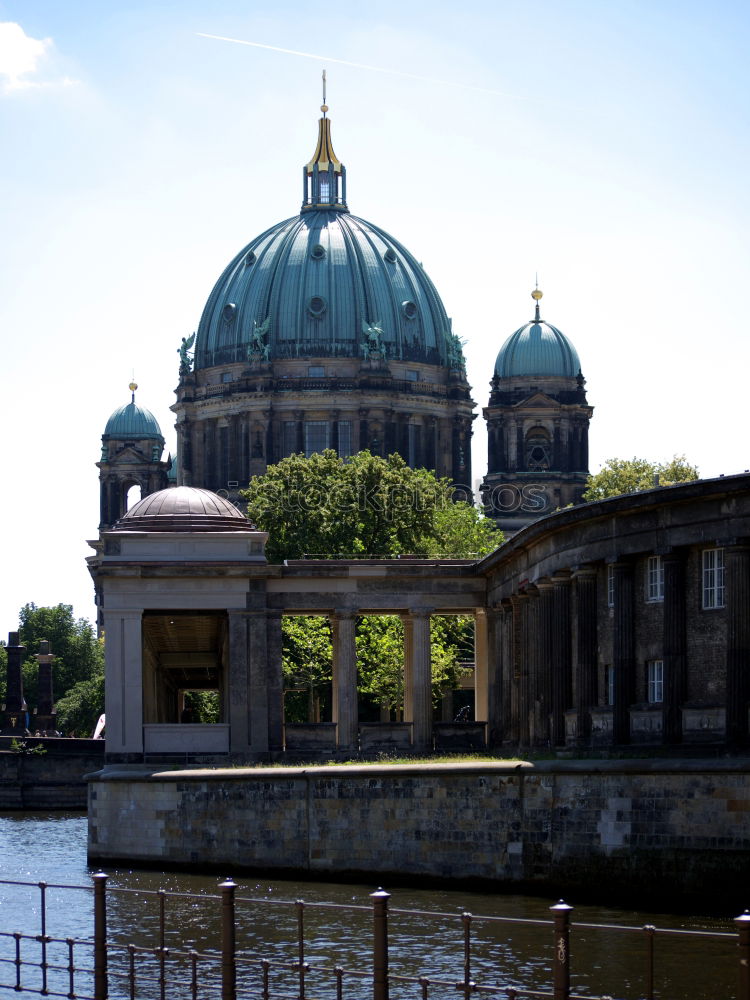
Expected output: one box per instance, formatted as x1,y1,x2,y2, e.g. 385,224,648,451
88,760,750,903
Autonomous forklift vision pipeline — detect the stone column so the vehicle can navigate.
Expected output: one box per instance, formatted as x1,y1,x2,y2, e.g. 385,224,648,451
662,549,687,744
726,543,750,747
474,608,489,727
2,632,27,734
484,606,503,746
572,566,598,746
34,641,56,729
227,611,251,753
536,580,554,746
402,615,413,723
265,612,284,752
102,609,143,756
509,594,527,745
612,561,635,745
551,572,572,747
404,610,432,750
331,612,358,752
525,586,541,745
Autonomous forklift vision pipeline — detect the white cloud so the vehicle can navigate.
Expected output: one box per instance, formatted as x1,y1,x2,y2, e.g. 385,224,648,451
0,21,76,93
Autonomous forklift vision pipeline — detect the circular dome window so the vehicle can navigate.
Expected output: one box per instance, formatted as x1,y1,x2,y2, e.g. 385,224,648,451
222,303,237,323
401,300,418,320
308,296,327,318
310,244,326,260
384,248,397,263
244,251,256,266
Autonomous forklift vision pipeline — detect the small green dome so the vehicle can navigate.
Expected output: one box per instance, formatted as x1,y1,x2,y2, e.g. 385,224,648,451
495,290,581,378
104,400,163,440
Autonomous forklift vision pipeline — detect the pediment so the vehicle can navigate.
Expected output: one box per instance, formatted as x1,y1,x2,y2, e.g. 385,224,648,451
513,391,560,409
110,445,149,464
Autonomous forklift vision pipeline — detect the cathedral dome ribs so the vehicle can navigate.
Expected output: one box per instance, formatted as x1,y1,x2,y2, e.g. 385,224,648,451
173,93,474,491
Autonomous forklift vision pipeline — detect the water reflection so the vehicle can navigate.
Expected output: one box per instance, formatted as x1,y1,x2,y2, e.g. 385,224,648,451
0,812,740,999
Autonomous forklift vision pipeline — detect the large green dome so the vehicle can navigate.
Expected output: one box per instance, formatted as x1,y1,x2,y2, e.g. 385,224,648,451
495,290,581,378
193,112,457,372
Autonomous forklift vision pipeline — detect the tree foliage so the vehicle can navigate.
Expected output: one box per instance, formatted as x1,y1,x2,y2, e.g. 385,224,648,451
242,450,500,562
14,604,104,727
582,455,699,501
55,674,105,736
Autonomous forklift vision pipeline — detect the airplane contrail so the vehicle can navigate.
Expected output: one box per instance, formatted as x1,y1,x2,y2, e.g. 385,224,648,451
196,32,523,101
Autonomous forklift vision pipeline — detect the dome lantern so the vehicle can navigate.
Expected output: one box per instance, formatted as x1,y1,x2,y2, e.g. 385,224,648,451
302,72,347,213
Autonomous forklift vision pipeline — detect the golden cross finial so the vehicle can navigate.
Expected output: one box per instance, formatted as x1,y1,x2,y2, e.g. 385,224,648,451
321,69,328,115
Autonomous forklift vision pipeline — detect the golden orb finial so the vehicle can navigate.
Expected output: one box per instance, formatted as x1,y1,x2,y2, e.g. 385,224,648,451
531,288,543,302
129,380,138,393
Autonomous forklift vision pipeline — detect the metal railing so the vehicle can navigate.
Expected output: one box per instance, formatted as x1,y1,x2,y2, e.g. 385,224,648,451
0,874,747,1000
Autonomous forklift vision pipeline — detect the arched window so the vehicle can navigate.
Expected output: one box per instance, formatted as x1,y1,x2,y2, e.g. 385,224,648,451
525,427,551,471
125,483,142,510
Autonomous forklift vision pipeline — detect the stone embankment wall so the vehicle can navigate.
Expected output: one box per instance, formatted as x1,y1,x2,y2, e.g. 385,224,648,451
88,760,750,902
0,740,105,809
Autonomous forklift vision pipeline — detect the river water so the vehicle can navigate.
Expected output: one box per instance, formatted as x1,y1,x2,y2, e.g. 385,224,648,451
0,811,741,999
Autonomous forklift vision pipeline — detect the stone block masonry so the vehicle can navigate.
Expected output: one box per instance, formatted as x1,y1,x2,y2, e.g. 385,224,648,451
88,759,750,904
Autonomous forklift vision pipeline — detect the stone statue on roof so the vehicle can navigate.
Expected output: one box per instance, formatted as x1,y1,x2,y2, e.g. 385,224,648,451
178,332,196,376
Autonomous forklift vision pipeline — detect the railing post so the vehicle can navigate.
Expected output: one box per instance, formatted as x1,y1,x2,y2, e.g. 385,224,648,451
219,879,237,1000
550,900,572,1000
93,872,108,1000
735,910,750,1000
371,888,390,1000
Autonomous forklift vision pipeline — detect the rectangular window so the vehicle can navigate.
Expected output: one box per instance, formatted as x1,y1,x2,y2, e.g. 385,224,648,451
647,660,664,703
283,421,297,458
702,548,725,609
405,369,419,382
607,565,615,608
337,420,352,459
646,555,664,602
307,366,325,378
304,420,329,458
221,372,232,383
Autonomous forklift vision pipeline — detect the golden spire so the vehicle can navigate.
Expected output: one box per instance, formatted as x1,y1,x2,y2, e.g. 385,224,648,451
531,281,543,322
306,70,342,175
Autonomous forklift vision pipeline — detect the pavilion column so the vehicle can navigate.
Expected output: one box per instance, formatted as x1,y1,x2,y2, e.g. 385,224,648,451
265,612,284,752
572,566,598,746
331,611,358,752
509,594,527,745
474,608,488,725
404,609,432,751
228,609,283,754
536,580,554,746
551,572,572,747
483,606,503,746
726,543,750,746
102,609,143,756
525,587,542,746
662,549,688,745
612,561,635,745
499,602,514,744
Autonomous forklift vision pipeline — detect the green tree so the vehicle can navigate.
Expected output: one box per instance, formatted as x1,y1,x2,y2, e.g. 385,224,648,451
242,452,501,719
55,673,105,737
17,604,104,720
242,449,500,562
582,455,699,501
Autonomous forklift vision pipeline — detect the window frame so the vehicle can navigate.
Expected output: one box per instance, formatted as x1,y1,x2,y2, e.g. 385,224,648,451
646,555,664,602
702,548,725,609
647,659,664,704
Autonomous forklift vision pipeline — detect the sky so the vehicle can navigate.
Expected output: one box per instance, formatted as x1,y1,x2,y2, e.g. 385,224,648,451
0,0,748,632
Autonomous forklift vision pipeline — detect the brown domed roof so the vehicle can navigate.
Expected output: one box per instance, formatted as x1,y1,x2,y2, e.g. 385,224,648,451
113,487,254,532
